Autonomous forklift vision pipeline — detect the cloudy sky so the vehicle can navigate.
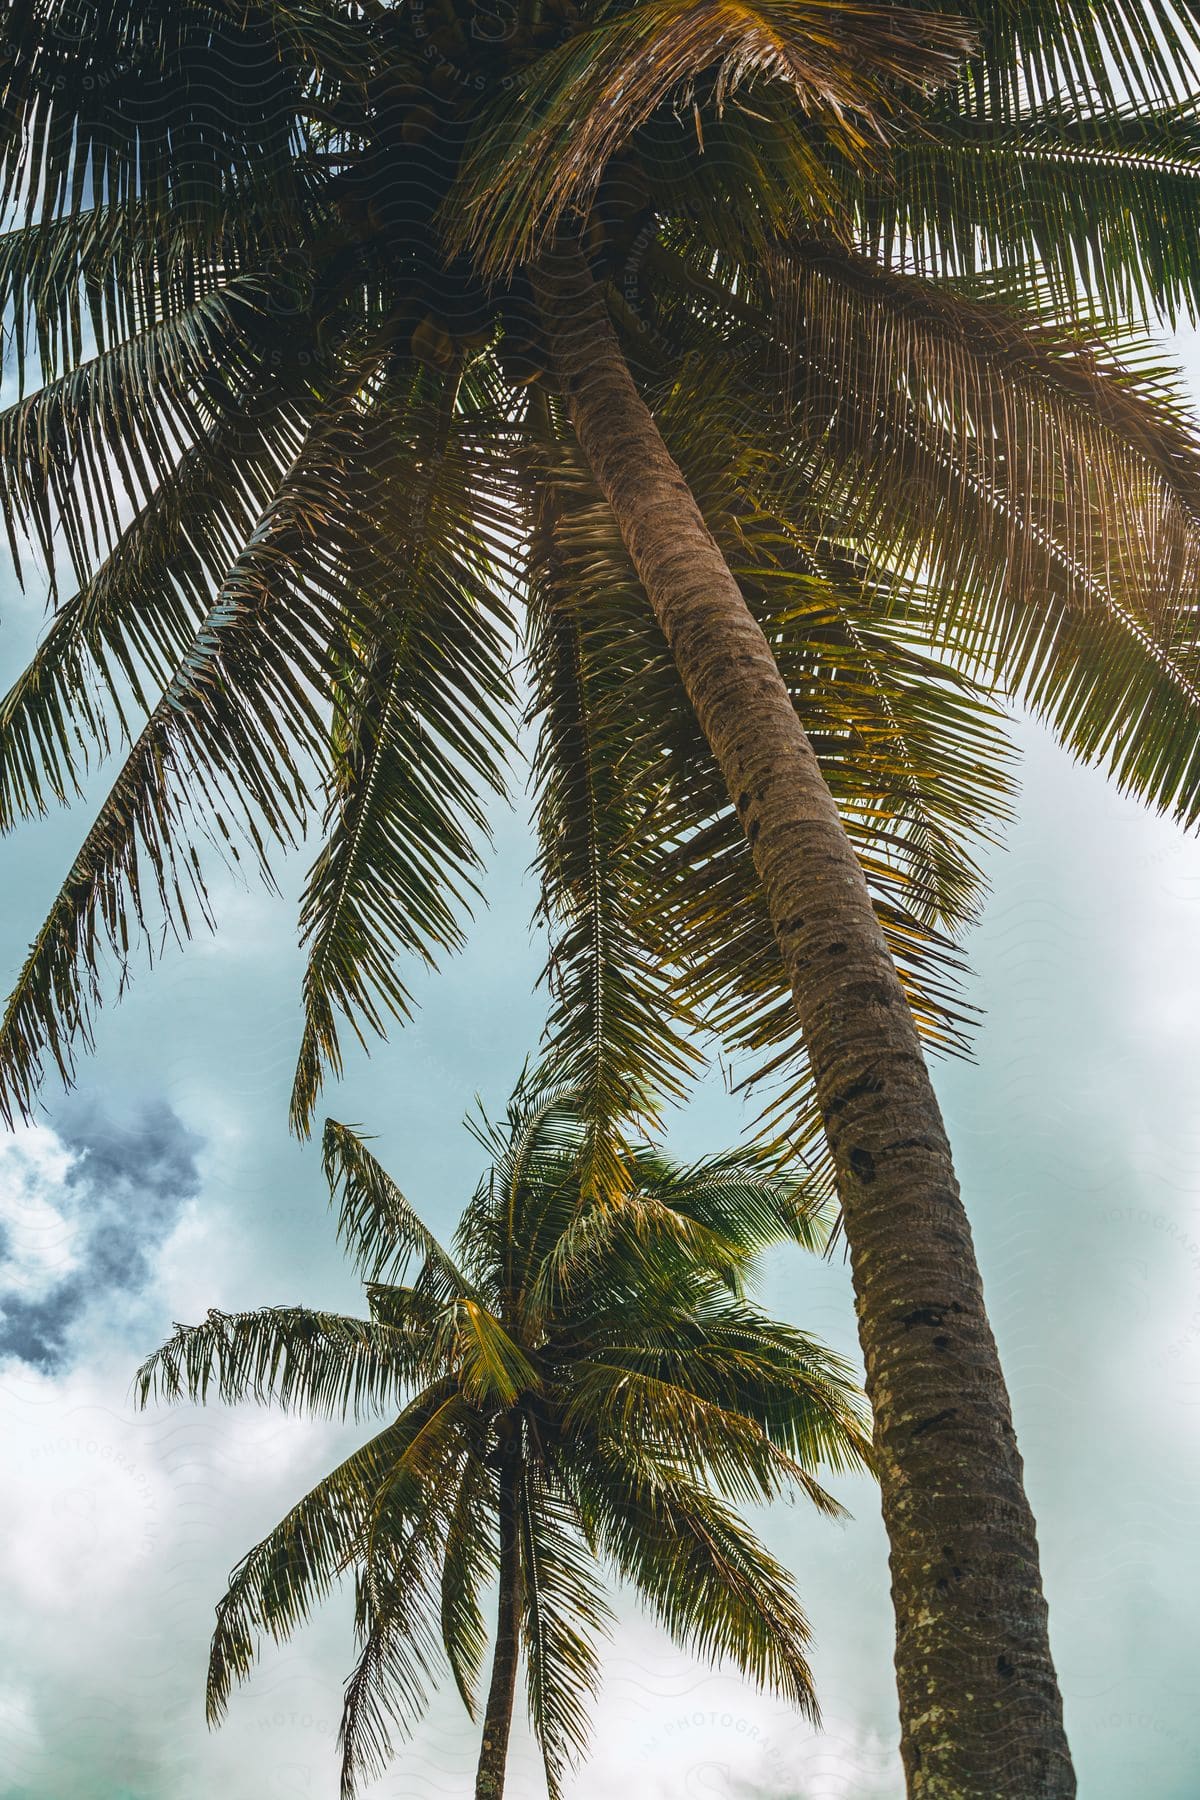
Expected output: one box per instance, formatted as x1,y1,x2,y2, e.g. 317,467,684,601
3,346,1200,1800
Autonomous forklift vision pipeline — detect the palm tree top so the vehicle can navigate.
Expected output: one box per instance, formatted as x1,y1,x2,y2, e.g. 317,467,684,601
6,0,1200,1178
135,1087,872,1797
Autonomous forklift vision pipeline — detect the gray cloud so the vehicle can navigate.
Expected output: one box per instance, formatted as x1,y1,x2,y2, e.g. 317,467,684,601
0,1275,89,1370
0,1100,203,1371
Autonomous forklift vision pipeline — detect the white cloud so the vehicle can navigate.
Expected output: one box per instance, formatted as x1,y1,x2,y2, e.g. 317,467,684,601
0,1126,81,1301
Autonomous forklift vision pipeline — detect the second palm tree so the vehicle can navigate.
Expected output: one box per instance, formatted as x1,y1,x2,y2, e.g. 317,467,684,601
136,1090,871,1799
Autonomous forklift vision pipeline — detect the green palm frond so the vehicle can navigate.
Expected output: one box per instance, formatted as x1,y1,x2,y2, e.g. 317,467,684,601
454,1299,542,1407
951,0,1200,117
461,1082,588,1255
457,1085,593,1321
519,1466,610,1800
439,1455,496,1719
571,1446,821,1717
628,1143,831,1255
0,174,324,412
200,1384,456,1723
323,1117,474,1295
591,1300,873,1474
323,1115,539,1402
290,366,519,1133
0,339,320,828
565,1358,842,1512
0,376,381,1127
452,0,973,274
1000,582,1200,824
735,246,1200,824
134,1305,423,1420
535,1140,829,1312
862,103,1200,326
339,1554,444,1800
363,1392,482,1559
0,277,290,585
0,330,520,1134
531,1185,754,1325
526,407,703,1194
698,236,1200,626
0,0,358,229
339,1398,480,1799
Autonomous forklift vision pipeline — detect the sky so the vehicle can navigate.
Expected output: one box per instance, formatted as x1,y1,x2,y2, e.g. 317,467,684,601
3,363,1200,1800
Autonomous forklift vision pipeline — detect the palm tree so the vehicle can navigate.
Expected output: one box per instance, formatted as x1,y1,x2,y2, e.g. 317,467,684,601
7,1,1200,1789
135,1090,872,1800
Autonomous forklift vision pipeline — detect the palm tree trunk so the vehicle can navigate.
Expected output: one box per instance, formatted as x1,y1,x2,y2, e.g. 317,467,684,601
534,242,1074,1799
475,1453,523,1800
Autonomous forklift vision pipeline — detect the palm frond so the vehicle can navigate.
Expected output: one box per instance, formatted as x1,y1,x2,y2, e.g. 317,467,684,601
570,1448,820,1717
339,1559,443,1800
748,245,1200,823
951,0,1200,118
323,1117,474,1296
749,237,1200,626
290,365,518,1134
630,1143,831,1255
862,103,1200,327
519,1466,610,1800
583,1299,873,1475
339,1402,478,1798
439,1455,496,1720
0,171,320,392
0,338,317,829
687,1302,874,1472
0,378,372,1128
322,1116,538,1402
452,0,973,274
198,1385,455,1724
564,1358,842,1512
134,1305,422,1420
0,277,291,587
525,406,704,1195
0,0,356,229
530,1183,754,1323
455,1299,542,1406
461,1081,589,1267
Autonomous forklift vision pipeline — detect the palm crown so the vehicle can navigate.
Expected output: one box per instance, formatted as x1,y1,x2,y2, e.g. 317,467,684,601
135,1090,871,1798
12,3,1200,1786
6,0,1200,1181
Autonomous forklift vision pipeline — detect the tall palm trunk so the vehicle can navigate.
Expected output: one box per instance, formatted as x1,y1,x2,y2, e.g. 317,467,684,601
475,1452,523,1800
533,243,1074,1799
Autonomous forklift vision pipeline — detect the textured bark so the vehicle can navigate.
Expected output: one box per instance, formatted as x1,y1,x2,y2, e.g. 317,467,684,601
475,1454,523,1800
534,242,1075,1798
